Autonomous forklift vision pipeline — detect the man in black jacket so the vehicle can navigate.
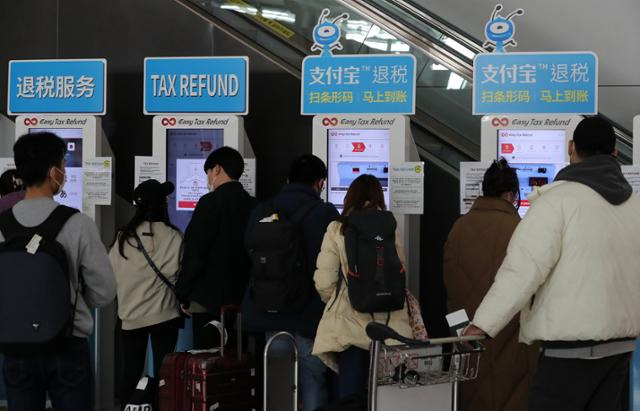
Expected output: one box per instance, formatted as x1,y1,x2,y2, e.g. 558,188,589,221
175,146,257,348
243,154,339,411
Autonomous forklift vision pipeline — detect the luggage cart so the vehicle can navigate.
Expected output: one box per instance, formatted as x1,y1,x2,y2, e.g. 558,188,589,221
366,322,485,411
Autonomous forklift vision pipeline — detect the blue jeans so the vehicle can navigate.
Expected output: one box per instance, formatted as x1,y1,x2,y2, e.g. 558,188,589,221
337,346,369,398
2,338,93,411
266,332,328,411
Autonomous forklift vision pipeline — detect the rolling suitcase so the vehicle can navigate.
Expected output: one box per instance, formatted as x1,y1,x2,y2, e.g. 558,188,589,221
158,351,191,411
158,305,257,411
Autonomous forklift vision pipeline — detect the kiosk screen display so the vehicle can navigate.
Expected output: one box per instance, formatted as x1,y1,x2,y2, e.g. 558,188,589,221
166,128,224,231
497,129,566,215
29,128,83,211
327,129,390,212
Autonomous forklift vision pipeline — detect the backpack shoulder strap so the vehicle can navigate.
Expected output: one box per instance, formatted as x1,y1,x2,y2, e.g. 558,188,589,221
0,209,26,240
36,206,79,240
290,199,322,224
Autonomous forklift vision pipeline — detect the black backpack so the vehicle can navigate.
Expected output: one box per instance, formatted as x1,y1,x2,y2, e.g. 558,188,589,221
0,205,80,350
245,200,320,313
341,209,405,313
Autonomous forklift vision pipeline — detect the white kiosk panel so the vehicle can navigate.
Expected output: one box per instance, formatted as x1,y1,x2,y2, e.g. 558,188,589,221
481,115,580,214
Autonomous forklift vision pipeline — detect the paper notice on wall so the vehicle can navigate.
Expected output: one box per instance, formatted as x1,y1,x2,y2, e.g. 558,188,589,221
460,162,490,215
0,158,16,174
176,158,208,210
134,156,164,187
83,157,112,206
622,165,640,196
240,158,256,197
389,162,425,214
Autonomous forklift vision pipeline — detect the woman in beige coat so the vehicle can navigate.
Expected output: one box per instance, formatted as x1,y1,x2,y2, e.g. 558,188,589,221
312,174,413,399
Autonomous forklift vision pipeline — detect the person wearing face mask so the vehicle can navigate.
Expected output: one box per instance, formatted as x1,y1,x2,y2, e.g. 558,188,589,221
443,158,538,411
0,132,116,410
174,146,257,349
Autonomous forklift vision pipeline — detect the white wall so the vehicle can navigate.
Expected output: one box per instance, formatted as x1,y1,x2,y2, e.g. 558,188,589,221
416,0,640,132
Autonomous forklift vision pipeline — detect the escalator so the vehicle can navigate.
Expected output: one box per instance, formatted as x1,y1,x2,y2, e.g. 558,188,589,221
174,0,633,170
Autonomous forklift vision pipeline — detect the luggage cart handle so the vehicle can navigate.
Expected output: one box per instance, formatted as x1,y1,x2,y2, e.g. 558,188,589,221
366,322,485,346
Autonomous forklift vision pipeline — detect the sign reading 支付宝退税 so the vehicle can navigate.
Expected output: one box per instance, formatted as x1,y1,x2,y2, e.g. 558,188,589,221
473,52,598,115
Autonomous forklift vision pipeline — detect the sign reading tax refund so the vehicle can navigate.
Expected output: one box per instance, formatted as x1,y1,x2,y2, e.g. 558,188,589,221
144,57,248,115
473,52,598,114
8,59,107,115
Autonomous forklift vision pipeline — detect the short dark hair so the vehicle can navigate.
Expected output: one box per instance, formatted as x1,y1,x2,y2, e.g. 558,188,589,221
0,169,23,196
573,117,616,157
482,158,519,198
288,154,327,185
203,146,244,180
14,132,66,187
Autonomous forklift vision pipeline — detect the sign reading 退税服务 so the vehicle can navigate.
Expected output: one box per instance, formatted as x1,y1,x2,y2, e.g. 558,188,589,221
144,57,249,115
8,59,107,115
473,52,598,115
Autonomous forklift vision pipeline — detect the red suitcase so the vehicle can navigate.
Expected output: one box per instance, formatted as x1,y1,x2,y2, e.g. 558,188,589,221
158,352,191,411
158,305,257,411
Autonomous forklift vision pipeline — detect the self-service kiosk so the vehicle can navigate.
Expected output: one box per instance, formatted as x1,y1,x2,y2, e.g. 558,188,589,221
312,114,421,295
14,114,116,411
481,115,581,215
149,114,255,350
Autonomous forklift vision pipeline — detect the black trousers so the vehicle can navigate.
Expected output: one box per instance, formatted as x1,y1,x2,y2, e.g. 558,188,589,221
119,318,181,407
529,352,631,411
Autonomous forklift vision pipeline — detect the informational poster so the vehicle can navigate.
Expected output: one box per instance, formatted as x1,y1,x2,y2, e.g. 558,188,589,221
0,158,16,174
175,158,208,210
389,162,424,214
134,156,164,187
460,162,490,215
83,157,112,205
240,158,256,197
497,129,566,215
327,128,390,212
29,128,83,211
622,166,640,196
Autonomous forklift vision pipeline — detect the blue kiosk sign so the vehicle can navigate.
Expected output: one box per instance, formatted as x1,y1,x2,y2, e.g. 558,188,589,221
8,59,107,115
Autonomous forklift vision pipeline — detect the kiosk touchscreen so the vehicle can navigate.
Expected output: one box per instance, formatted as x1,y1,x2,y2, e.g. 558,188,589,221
481,115,581,216
28,128,84,211
327,128,390,212
497,128,566,214
166,128,224,231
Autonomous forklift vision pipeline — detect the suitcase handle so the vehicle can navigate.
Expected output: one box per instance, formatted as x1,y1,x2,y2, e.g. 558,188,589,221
220,304,242,360
263,332,299,411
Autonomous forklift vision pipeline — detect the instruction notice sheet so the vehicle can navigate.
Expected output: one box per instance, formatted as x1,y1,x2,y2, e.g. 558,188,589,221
134,156,164,187
240,158,256,197
389,162,425,214
83,157,112,206
460,162,490,214
622,165,640,196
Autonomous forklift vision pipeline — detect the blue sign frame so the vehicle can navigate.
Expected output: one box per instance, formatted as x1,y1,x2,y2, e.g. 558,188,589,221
7,59,107,115
301,54,416,115
473,52,598,115
144,56,249,115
